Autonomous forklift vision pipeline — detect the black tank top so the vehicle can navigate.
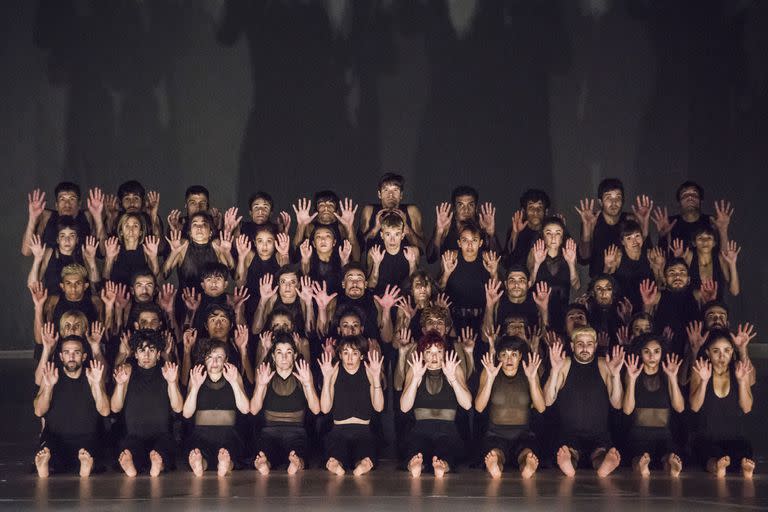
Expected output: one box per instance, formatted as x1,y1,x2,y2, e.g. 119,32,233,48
53,295,98,330
613,247,653,309
45,371,100,437
496,295,538,330
197,376,236,412
43,252,79,294
534,254,571,331
557,357,609,435
413,369,457,411
178,240,218,291
373,249,410,296
42,210,92,248
110,247,150,287
123,364,171,436
699,372,745,439
631,370,671,430
489,370,531,427
263,373,307,423
332,365,372,421
445,254,487,310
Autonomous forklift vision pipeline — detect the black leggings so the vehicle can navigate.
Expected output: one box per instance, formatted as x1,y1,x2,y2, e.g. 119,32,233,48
404,420,465,470
187,426,245,471
119,433,177,473
694,436,753,471
324,424,377,469
257,425,309,467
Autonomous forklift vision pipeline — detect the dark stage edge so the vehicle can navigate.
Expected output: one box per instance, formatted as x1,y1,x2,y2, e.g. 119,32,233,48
1,360,766,510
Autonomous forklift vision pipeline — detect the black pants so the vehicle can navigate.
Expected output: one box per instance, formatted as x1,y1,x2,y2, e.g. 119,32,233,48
559,431,612,468
325,424,377,469
257,425,309,467
119,432,177,473
40,432,104,475
694,436,753,471
482,425,538,467
404,420,464,471
625,427,677,467
187,426,245,471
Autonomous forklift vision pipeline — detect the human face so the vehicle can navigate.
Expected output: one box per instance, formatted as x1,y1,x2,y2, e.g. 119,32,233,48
316,200,337,225
640,340,663,369
631,318,651,338
504,318,527,338
411,277,431,304
272,342,296,372
312,228,336,255
201,274,227,298
505,272,529,300
270,314,293,333
600,190,624,217
338,315,362,337
135,311,161,331
56,191,80,216
339,345,362,371
571,334,596,363
454,194,476,223
186,193,209,216
56,228,78,254
59,314,86,337
525,201,546,229
206,311,231,340
457,230,482,259
278,273,299,301
664,264,690,291
542,224,563,252
132,276,155,303
706,338,734,371
592,279,614,307
249,199,271,224
380,226,404,252
121,193,143,213
565,310,587,335
205,347,227,374
254,231,276,260
189,215,212,244
59,341,86,373
121,216,142,242
694,232,715,253
422,317,447,337
621,231,642,253
135,344,160,369
422,345,444,370
60,274,88,301
498,349,522,373
678,187,701,213
342,270,366,299
704,306,728,330
378,184,402,209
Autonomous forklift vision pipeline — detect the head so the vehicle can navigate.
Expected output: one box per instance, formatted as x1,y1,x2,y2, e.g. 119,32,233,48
692,225,717,253
204,304,234,341
341,263,366,299
200,262,229,298
337,335,367,371
377,172,404,209
130,329,163,369
417,331,447,370
598,178,625,217
519,189,550,229
131,302,164,331
275,266,300,301
313,190,339,225
589,275,617,307
59,264,88,301
502,314,528,338
187,211,214,244
117,212,146,245
701,329,738,371
570,327,597,363
565,304,589,336
335,305,365,337
451,186,479,223
268,332,299,372
312,225,337,255
504,266,530,300
379,212,405,252
59,336,87,373
117,180,146,213
59,310,88,337
248,191,273,224
267,306,295,333
632,333,666,370
130,271,157,303
629,312,653,339
495,336,529,373
676,181,703,213
408,270,434,304
419,305,452,336
185,185,210,216
540,216,566,252
201,340,228,375
252,223,278,260
54,182,81,216
664,258,690,291
55,216,80,254
702,301,729,330
620,220,643,253
457,221,483,259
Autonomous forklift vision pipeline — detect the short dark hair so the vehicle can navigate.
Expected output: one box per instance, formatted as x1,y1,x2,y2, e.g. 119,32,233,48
129,301,164,328
378,172,404,190
597,178,624,199
203,303,235,326
520,189,550,210
676,181,704,202
620,220,642,239
337,335,368,357
702,300,729,317
588,274,618,295
187,211,215,235
248,191,273,210
342,262,366,278
334,304,367,329
630,332,667,358
117,180,146,201
505,265,530,280
451,185,478,205
266,332,300,368
185,185,209,200
129,329,164,353
457,220,482,238
313,190,339,209
664,257,689,273
253,222,278,239
130,270,156,288
495,335,530,359
565,303,589,317
55,215,80,238
540,215,566,233
200,261,230,282
275,264,301,281
700,328,738,363
59,334,86,350
267,305,295,328
690,224,716,244
55,182,81,199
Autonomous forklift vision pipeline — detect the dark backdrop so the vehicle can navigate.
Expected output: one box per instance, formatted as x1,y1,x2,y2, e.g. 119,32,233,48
2,0,766,350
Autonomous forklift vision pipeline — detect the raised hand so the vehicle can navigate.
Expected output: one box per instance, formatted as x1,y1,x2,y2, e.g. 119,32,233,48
523,352,542,379
549,342,566,371
28,234,46,259
605,345,625,377
210,208,223,230
162,362,179,383
293,359,314,386
259,274,278,301
86,321,105,347
218,230,233,253
299,239,313,262
699,279,718,304
616,325,630,346
311,280,337,310
478,202,496,235
235,234,252,258
732,323,757,350
146,190,160,217
142,235,159,258
603,244,620,271
234,324,249,353
441,250,458,275
119,330,132,357
482,250,500,275
712,200,734,232
298,276,314,304
396,296,416,322
597,331,610,349
87,187,105,218
222,362,240,384
167,209,183,232
364,350,384,383
189,364,207,388
662,353,681,378
562,238,577,264
29,281,48,309
230,286,251,310
639,279,659,307
182,287,201,312
374,284,401,310
183,328,197,352
670,238,685,259
720,240,741,266
735,359,754,383
435,202,453,233
662,326,675,344
482,324,500,347
322,337,336,357
510,209,527,236
481,352,502,378
647,246,666,272
338,239,352,265
369,244,385,266
435,292,453,311
292,198,317,226
28,189,46,220
85,360,105,384
395,328,414,349
544,330,562,348
533,281,551,310
686,320,708,353
278,211,291,234
100,281,118,308
458,326,476,352
259,331,274,354
574,198,599,231
334,197,358,232
40,322,59,351
442,351,461,381
276,232,290,257
616,297,633,325
651,206,676,239
223,207,242,234
165,229,186,252
407,351,427,380
404,246,419,266
114,364,132,385
105,236,121,259
484,278,503,306
631,195,653,224
318,351,338,379
105,194,119,220
624,353,642,380
42,362,59,387
692,358,712,381
532,239,547,265
82,235,99,261
158,283,177,314
256,362,275,387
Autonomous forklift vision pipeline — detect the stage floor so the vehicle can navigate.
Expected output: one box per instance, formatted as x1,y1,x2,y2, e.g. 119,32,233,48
1,359,765,511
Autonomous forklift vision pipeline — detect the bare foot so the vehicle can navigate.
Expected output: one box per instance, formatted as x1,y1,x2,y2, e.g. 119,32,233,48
432,456,448,478
520,452,539,480
35,447,50,478
636,452,650,478
149,450,164,477
668,453,682,478
78,449,94,478
254,452,270,476
557,446,576,477
597,448,621,478
484,451,502,479
353,457,374,476
715,456,730,479
217,448,233,477
118,449,138,477
189,449,205,477
287,451,304,475
408,453,423,478
742,458,755,480
326,457,345,476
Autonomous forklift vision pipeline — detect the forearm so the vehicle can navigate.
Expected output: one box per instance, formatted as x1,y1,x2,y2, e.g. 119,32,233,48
34,347,52,386
250,384,268,414
667,379,685,413
529,377,546,413
320,380,333,414
28,256,44,287
482,304,496,336
474,375,493,412
451,380,473,410
689,380,707,412
102,256,116,281
568,262,580,289
146,254,160,278
232,381,251,414
33,385,54,417
727,263,740,296
168,381,183,413
370,384,384,412
240,352,255,384
622,378,636,415
303,384,321,415
33,306,45,344
21,218,39,256
251,299,268,334
399,377,420,412
738,381,753,413
378,307,394,344
426,229,446,263
91,382,110,416
182,386,200,418
292,223,308,248
181,352,192,387
367,262,380,289
111,383,128,413
544,372,560,406
608,374,623,409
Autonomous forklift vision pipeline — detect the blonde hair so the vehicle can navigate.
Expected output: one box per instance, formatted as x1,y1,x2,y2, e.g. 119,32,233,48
117,212,146,245
61,263,87,281
570,326,597,342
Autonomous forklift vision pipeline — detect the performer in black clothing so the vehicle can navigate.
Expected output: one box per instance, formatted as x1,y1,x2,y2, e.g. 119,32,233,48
544,327,624,477
584,275,623,353
482,265,549,337
34,336,110,478
292,192,360,262
400,331,472,478
299,226,350,296
366,212,419,295
603,220,661,310
183,341,251,477
252,266,314,337
622,334,685,477
475,336,545,479
319,335,384,476
251,334,320,475
505,189,550,267
679,225,740,300
234,223,289,321
102,214,160,287
111,331,183,477
690,329,756,479
359,173,424,252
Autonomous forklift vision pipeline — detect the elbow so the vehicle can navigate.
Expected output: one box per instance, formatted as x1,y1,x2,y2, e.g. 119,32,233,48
535,404,546,414
741,404,752,414
374,403,384,413
673,403,684,414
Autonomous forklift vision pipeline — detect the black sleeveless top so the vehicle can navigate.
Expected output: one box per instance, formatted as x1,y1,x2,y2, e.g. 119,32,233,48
699,372,745,439
42,210,91,247
43,252,79,294
110,246,150,287
178,240,218,291
613,247,654,309
445,253,488,310
123,364,171,436
197,376,236,411
308,252,343,296
557,357,609,435
630,370,672,431
496,295,539,330
332,365,372,421
488,370,531,427
413,369,457,413
45,371,100,437
373,248,410,295
263,373,307,425
534,254,571,331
